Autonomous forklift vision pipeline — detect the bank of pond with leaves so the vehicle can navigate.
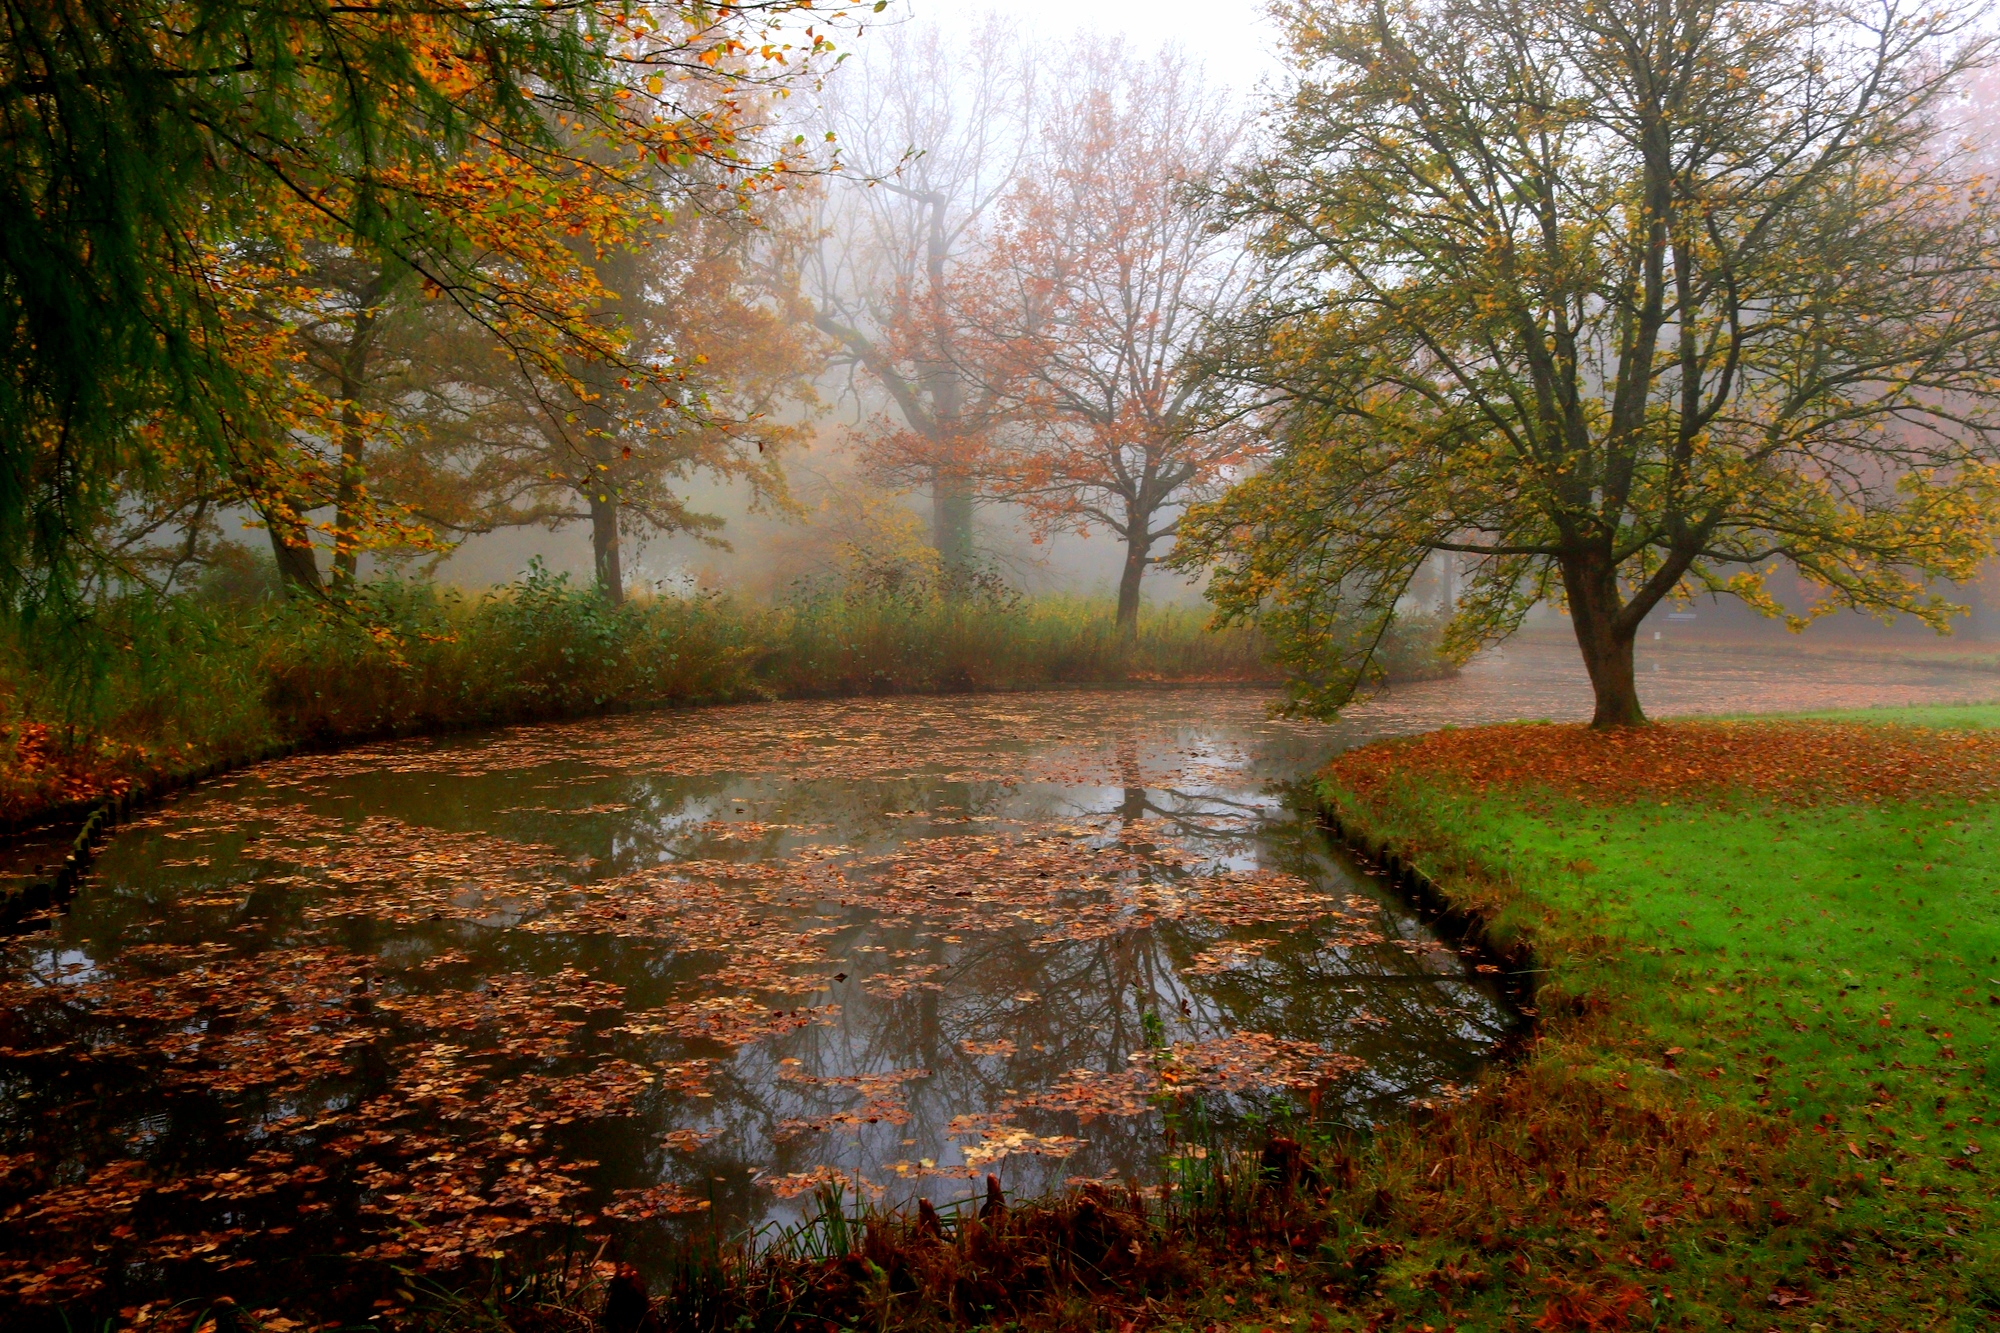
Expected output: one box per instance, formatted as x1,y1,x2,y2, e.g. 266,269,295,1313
2,576,1449,834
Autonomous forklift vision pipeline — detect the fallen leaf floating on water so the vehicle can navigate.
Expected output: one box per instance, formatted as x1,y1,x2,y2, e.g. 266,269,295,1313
955,1122,1088,1168
1003,1035,1366,1123
774,1067,930,1137
234,696,1296,791
759,1165,882,1201
601,1182,712,1219
861,962,948,997
611,995,838,1047
1181,940,1269,975
960,1037,1018,1057
0,951,740,1304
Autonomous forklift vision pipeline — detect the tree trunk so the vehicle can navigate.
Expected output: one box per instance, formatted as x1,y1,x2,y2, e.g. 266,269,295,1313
590,492,623,605
331,279,383,588
920,191,980,581
932,467,975,577
1115,534,1151,634
1563,555,1645,726
332,397,364,587
265,520,323,597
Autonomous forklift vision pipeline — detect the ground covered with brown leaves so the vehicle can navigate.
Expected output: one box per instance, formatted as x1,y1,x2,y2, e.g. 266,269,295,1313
1324,718,2000,806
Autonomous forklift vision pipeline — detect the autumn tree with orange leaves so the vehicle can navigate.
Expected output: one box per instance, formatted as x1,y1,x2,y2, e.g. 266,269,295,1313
409,197,817,603
0,0,860,614
966,48,1264,631
1177,0,2000,726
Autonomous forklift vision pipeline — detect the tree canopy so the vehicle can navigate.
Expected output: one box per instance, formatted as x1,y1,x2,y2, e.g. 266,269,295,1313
967,46,1263,630
1,0,845,613
1176,0,2000,724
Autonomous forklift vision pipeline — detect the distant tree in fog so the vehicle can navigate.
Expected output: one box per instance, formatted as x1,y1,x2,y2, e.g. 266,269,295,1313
1176,0,2000,726
415,202,817,604
806,17,1038,577
963,47,1266,632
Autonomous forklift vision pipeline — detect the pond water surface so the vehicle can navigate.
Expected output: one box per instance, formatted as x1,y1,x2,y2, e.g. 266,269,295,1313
1,639,1993,1306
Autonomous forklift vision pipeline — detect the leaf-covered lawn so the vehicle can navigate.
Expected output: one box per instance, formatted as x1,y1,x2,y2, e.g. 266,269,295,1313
1323,713,2000,805
1306,706,2000,1331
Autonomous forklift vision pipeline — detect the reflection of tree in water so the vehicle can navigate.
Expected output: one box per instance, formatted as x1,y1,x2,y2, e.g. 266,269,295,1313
40,687,1515,1256
555,784,1509,1231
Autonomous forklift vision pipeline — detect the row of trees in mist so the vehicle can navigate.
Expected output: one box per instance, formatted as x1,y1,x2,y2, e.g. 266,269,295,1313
2,1,1261,632
809,22,1261,625
10,0,2000,724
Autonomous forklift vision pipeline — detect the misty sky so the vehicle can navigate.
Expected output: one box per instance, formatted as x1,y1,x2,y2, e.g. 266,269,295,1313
898,0,1287,93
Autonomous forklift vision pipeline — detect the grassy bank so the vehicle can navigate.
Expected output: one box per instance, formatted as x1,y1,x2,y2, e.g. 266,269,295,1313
0,574,1293,830
1298,711,2000,1330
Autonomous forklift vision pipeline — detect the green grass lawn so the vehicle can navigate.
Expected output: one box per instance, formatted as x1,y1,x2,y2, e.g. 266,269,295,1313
1409,775,2000,1133
1741,700,2000,729
1299,703,2000,1331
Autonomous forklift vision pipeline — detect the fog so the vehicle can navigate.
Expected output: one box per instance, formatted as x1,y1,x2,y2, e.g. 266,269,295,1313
424,1,1284,608
427,429,1214,607
247,1,2000,645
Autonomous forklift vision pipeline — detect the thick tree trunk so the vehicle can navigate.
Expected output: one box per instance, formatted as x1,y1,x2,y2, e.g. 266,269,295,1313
1562,554,1645,727
590,493,623,606
1574,617,1644,727
932,468,975,577
1115,535,1151,634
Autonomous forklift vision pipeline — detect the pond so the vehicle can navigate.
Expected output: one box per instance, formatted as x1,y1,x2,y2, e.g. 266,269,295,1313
0,638,1992,1313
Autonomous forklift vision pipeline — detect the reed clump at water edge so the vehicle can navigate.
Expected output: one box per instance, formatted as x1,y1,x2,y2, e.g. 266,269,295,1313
386,1131,1352,1333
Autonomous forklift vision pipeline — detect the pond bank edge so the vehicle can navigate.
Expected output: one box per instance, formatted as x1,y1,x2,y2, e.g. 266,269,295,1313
1313,776,1544,1062
0,676,1292,932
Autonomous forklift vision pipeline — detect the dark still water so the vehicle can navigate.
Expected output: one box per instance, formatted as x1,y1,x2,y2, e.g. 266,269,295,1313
0,642,1991,1307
